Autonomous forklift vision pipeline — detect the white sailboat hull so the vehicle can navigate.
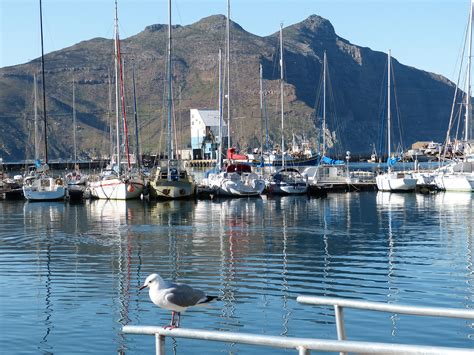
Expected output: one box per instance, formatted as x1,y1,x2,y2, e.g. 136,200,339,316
202,172,265,197
267,182,308,195
23,176,66,201
89,177,144,200
434,173,474,192
376,173,417,192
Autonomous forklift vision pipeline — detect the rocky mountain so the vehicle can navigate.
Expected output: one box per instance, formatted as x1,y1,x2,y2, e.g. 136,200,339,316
0,14,456,161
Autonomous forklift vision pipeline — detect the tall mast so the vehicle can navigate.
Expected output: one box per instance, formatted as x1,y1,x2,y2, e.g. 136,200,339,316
118,44,131,170
33,74,39,161
322,51,327,157
72,77,77,165
218,49,223,170
226,0,231,149
280,23,285,169
107,69,113,160
167,0,173,176
259,63,264,156
39,0,48,164
260,64,269,152
132,62,141,169
387,50,392,168
114,0,121,170
465,0,473,141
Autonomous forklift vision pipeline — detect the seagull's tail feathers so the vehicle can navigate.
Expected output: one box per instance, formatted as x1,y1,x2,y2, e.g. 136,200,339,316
198,295,220,305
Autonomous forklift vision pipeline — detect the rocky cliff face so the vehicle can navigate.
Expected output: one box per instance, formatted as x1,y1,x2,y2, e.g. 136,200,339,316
0,14,456,161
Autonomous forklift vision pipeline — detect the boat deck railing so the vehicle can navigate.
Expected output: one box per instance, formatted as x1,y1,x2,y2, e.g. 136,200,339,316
122,296,474,355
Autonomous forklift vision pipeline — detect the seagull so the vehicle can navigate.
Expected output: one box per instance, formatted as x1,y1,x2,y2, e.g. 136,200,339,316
139,273,219,328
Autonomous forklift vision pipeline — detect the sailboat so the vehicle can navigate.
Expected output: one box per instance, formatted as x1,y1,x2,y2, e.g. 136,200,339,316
88,0,144,200
23,0,66,201
266,24,308,195
148,0,195,199
433,0,474,192
65,78,87,200
199,2,265,197
375,50,417,192
302,51,351,192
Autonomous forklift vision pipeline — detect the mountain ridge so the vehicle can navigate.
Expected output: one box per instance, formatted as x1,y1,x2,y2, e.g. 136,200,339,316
0,14,456,161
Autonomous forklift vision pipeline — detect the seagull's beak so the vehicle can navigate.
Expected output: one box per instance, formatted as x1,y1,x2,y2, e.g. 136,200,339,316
139,284,147,291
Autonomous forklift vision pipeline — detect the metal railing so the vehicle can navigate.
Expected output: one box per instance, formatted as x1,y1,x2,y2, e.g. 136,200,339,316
122,296,474,355
296,296,474,355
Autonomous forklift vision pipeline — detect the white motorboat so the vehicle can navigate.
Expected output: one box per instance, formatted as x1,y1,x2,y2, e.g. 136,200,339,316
201,163,265,197
266,168,308,195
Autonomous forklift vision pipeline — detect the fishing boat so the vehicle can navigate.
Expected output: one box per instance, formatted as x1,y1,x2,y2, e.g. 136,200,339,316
88,0,144,200
266,24,308,195
148,0,194,199
23,3,65,202
375,50,416,192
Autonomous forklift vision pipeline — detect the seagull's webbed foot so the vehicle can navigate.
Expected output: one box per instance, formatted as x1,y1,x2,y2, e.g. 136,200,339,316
163,311,180,329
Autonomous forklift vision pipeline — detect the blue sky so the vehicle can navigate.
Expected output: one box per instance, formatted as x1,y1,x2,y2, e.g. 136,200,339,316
0,0,471,81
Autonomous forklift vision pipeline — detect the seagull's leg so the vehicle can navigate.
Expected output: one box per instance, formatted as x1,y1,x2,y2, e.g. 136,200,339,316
171,311,175,326
176,312,181,328
164,311,177,329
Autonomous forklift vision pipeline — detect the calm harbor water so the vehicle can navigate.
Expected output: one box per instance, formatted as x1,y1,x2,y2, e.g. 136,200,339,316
0,191,472,354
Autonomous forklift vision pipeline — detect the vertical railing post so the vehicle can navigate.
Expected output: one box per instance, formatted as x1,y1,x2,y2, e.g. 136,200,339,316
156,334,165,355
297,346,310,355
334,305,347,355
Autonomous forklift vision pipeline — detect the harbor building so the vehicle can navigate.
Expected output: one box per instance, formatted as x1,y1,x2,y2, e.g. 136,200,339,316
190,109,228,160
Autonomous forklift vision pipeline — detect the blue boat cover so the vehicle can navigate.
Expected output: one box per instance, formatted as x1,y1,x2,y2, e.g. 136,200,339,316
321,156,344,165
387,156,401,167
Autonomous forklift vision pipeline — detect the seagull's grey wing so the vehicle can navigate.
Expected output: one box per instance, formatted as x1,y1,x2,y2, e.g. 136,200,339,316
165,284,206,307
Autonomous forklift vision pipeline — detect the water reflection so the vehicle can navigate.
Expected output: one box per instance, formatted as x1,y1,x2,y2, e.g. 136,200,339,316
40,230,53,354
280,198,290,336
23,200,66,226
376,192,403,336
88,199,146,226
1,191,472,354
